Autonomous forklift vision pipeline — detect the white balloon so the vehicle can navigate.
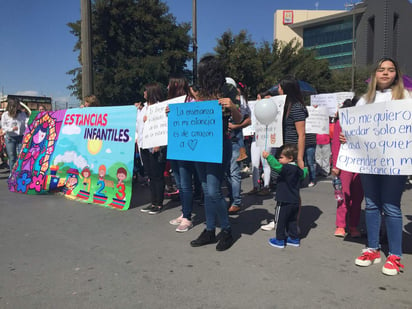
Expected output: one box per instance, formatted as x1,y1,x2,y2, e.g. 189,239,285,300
254,99,278,125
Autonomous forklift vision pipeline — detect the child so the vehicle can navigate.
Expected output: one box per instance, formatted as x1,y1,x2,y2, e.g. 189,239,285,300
262,144,308,248
331,98,363,238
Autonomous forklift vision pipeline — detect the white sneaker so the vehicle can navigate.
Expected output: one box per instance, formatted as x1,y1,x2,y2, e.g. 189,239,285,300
261,220,275,231
169,214,183,225
176,218,193,233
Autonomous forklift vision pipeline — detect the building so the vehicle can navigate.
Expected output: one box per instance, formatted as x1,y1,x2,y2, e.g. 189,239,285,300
274,0,412,74
0,95,52,111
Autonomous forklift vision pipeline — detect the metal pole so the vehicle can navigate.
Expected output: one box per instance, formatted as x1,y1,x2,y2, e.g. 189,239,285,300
81,0,93,99
192,0,198,85
351,8,356,92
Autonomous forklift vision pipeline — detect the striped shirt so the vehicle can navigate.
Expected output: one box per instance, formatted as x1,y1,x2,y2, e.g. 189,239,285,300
282,102,308,145
305,133,317,147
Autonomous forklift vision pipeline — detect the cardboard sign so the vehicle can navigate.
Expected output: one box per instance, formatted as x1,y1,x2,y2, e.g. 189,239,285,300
167,100,223,163
336,99,412,175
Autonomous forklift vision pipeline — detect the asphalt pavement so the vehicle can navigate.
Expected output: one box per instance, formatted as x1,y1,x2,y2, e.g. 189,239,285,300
0,165,411,309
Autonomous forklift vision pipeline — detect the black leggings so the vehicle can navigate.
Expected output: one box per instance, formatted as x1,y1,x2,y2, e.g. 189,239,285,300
140,149,166,206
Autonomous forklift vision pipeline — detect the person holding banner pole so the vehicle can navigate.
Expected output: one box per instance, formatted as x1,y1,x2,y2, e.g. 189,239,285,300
166,76,198,232
139,83,168,215
345,57,411,276
190,55,242,251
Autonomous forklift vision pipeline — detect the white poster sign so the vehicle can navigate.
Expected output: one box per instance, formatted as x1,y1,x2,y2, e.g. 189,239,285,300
310,92,354,117
306,106,329,134
242,100,256,137
254,96,285,149
336,99,412,175
141,96,186,149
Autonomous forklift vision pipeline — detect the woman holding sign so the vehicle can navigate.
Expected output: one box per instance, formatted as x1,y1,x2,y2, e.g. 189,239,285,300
190,55,242,251
139,83,168,215
348,57,411,276
166,76,198,232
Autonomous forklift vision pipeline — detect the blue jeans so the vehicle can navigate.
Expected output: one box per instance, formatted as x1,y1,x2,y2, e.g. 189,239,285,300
170,160,181,190
304,145,316,182
5,134,23,171
175,160,195,220
360,174,406,257
195,137,232,231
226,140,241,206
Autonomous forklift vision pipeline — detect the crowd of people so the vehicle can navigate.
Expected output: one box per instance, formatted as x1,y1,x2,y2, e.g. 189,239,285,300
1,56,409,276
132,56,409,276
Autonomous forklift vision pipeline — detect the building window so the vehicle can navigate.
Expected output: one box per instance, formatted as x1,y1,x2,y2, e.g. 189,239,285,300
303,18,354,69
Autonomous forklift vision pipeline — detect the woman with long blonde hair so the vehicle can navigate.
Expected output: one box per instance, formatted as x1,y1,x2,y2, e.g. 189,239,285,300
349,57,410,276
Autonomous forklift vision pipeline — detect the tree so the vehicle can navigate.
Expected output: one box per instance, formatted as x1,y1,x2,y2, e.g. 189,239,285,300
215,30,262,96
214,32,334,98
68,0,192,105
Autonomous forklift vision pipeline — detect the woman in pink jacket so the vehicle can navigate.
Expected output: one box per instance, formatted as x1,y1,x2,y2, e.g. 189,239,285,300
331,98,364,238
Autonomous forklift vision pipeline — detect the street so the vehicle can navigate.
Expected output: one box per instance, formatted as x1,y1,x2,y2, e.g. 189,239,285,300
0,166,411,309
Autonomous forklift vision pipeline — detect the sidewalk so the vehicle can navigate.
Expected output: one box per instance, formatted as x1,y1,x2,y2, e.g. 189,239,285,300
0,166,411,309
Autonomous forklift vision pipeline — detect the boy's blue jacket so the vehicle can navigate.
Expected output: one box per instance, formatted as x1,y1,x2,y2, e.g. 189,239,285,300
266,154,308,204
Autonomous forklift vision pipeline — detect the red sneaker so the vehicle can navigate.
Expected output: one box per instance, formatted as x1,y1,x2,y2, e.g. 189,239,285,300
382,255,404,276
355,248,381,266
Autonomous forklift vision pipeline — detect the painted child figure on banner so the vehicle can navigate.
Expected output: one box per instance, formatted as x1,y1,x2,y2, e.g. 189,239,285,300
115,167,127,201
80,167,92,192
63,168,79,197
76,166,92,200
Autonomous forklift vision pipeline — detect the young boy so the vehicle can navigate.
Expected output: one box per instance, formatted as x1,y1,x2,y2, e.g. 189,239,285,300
262,144,308,248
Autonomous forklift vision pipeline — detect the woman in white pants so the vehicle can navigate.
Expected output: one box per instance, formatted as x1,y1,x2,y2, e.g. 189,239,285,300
247,139,273,196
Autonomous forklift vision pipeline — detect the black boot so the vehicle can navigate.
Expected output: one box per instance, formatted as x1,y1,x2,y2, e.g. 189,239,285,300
190,229,216,247
216,229,234,251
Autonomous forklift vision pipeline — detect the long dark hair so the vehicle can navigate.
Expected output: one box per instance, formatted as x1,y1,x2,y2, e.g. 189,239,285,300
197,55,226,100
335,97,359,120
145,82,165,105
167,76,194,102
6,98,21,118
280,76,305,117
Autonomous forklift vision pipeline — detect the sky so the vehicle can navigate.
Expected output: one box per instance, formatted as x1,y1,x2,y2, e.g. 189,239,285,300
0,0,349,108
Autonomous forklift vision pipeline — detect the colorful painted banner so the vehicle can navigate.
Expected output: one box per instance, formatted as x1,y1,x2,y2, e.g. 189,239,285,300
167,100,223,163
8,106,137,210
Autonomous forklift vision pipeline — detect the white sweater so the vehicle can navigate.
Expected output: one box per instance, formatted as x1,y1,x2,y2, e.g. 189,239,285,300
1,111,27,136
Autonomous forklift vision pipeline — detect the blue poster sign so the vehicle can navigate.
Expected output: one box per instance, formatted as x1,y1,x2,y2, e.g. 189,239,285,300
167,100,223,163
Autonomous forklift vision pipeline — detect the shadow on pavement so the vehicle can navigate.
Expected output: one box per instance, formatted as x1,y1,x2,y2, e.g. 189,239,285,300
299,204,322,239
403,215,412,254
